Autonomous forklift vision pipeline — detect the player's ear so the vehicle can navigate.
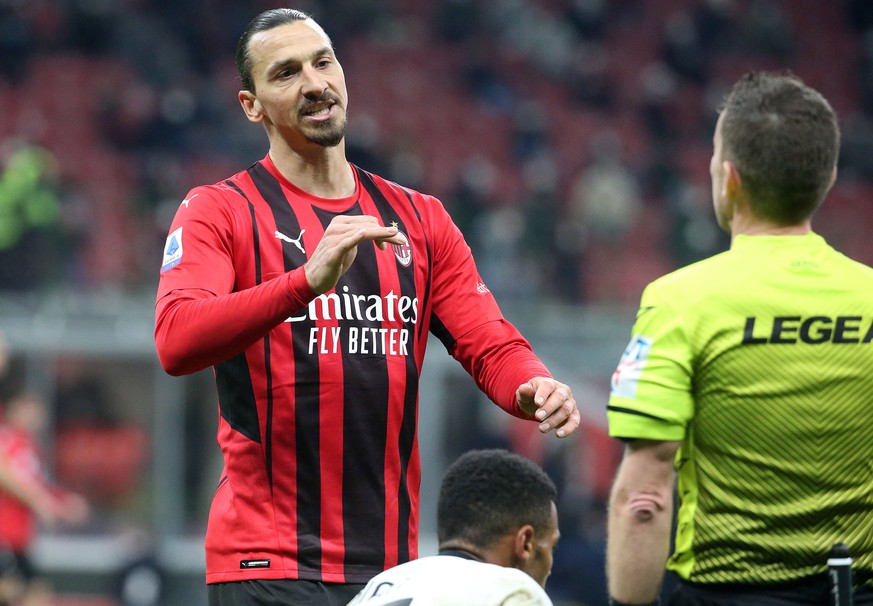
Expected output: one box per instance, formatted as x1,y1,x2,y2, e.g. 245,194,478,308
239,90,264,123
513,525,536,562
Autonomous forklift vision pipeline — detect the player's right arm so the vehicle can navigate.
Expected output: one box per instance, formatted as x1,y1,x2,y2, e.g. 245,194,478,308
154,186,317,375
302,215,402,294
155,189,404,376
155,273,314,375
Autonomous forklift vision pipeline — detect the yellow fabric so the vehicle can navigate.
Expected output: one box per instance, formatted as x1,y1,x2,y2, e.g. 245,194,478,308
608,232,873,584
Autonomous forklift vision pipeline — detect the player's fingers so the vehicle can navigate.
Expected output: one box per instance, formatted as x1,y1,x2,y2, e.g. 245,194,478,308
326,214,400,235
378,232,406,246
516,381,535,402
324,225,396,256
531,379,566,415
553,406,581,438
530,378,557,408
374,232,406,250
534,385,575,429
513,382,538,417
327,214,381,227
335,224,400,249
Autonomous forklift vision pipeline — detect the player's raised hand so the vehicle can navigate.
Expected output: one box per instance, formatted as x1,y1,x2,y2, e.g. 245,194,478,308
304,216,403,294
516,377,580,438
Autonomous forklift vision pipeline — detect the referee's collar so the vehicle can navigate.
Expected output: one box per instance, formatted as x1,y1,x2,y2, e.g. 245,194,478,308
732,231,824,248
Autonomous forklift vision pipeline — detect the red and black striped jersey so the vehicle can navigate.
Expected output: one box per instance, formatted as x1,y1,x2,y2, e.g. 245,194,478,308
154,155,550,584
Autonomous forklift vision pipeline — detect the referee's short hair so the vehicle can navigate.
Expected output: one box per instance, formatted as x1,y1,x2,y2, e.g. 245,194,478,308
720,70,840,226
437,449,557,549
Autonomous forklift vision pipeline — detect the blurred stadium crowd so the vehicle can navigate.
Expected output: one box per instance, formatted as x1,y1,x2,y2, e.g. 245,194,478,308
1,0,872,304
2,1,873,604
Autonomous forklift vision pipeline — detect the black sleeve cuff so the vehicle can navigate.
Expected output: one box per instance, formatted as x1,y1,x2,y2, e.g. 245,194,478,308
608,598,660,606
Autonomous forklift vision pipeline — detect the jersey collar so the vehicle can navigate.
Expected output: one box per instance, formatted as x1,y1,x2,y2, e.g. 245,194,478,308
260,154,361,212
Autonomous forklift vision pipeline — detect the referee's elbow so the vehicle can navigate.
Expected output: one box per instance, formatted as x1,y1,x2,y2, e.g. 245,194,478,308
608,472,674,527
625,490,670,524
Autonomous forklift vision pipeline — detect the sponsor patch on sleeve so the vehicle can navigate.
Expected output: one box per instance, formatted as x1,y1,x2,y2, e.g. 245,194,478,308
610,335,653,399
161,227,183,273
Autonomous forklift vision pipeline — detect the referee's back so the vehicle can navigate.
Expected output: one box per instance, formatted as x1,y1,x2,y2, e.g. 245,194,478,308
652,233,873,585
605,71,873,606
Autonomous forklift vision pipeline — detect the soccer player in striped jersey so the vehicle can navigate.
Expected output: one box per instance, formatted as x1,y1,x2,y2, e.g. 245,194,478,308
154,8,580,606
605,71,872,605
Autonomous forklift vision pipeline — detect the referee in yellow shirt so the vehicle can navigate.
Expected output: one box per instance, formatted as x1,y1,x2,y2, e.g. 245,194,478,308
605,71,873,606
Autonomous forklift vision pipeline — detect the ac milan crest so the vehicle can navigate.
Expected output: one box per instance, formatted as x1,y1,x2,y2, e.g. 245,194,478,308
391,224,412,267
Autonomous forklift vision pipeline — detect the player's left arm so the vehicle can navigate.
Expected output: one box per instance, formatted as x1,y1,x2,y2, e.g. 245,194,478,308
606,439,679,605
423,197,579,437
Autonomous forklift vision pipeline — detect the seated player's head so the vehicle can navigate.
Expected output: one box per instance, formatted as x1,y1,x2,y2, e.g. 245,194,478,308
711,71,840,231
437,449,559,588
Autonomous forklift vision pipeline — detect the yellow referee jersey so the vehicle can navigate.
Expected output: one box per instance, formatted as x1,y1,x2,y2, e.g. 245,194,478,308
608,232,873,586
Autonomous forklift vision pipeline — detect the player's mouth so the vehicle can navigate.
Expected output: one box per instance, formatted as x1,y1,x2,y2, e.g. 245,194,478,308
301,101,337,122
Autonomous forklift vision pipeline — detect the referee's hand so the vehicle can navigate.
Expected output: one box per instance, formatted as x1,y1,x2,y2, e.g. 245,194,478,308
516,377,580,438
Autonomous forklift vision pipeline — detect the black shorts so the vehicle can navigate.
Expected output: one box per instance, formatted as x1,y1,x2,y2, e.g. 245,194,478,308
667,578,873,606
207,579,366,606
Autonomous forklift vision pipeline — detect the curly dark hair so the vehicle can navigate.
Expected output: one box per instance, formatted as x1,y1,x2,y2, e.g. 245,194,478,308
720,70,840,225
437,449,557,549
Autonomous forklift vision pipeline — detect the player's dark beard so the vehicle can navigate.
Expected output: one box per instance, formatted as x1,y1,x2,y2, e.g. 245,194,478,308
300,92,346,147
306,115,347,147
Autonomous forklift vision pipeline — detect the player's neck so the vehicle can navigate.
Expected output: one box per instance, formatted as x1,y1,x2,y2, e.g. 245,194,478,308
437,543,486,562
268,144,355,199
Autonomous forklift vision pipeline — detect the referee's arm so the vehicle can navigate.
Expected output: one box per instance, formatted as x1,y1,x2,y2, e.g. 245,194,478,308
606,439,680,605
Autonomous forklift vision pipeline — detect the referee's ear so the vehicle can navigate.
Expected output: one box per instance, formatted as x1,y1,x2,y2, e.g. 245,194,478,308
724,160,743,200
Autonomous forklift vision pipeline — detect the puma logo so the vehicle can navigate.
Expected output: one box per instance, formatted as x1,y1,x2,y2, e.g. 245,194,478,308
275,229,306,254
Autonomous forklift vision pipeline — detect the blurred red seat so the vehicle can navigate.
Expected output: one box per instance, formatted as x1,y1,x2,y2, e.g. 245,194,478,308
54,424,149,506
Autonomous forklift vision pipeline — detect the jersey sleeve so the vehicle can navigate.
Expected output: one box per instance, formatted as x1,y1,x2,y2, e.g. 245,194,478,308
423,197,548,418
607,282,694,441
154,185,316,375
156,185,238,299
